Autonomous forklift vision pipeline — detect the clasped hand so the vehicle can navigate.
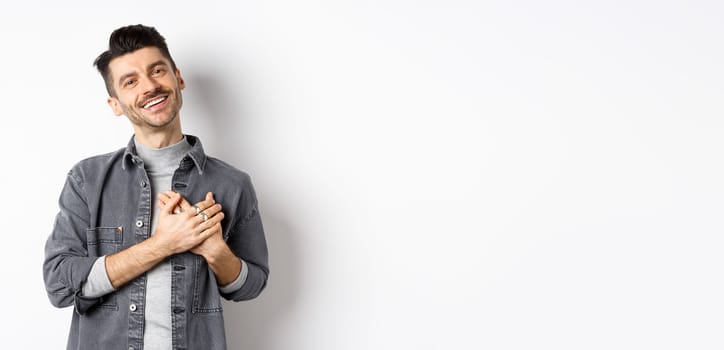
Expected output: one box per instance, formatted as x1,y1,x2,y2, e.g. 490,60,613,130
154,191,225,257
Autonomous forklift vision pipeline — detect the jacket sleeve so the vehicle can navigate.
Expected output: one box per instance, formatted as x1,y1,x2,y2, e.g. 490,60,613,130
221,174,269,301
43,169,101,313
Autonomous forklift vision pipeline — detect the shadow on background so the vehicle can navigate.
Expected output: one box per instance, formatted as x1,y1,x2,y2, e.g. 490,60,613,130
187,71,299,349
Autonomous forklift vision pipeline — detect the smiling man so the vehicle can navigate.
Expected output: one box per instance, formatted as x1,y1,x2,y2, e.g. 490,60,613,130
43,24,269,350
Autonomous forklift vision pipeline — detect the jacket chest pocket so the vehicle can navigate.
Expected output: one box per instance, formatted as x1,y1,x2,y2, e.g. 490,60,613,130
86,226,123,256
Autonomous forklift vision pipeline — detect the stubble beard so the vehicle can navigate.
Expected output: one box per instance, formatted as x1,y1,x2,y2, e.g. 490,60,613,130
126,89,183,130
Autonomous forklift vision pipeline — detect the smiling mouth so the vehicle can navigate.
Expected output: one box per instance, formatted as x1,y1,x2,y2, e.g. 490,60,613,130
142,95,168,109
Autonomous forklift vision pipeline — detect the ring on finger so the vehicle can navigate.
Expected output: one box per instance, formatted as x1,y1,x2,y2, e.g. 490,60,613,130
200,212,209,221
193,205,202,214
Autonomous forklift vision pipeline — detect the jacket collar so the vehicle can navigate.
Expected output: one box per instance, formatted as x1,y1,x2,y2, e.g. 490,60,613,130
121,134,207,174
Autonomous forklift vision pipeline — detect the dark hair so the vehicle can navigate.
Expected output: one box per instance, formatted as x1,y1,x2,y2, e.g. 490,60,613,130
94,24,178,96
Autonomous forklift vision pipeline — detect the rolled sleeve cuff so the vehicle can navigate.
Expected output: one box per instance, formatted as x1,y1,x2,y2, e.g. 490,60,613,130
219,258,248,294
81,256,115,298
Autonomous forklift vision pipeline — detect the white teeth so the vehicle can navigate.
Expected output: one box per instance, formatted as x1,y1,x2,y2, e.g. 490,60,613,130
143,96,166,109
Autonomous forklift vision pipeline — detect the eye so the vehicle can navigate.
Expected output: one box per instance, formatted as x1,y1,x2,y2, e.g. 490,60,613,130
152,67,166,76
124,79,136,87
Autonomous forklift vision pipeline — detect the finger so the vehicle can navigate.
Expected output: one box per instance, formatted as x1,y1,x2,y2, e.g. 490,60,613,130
190,193,216,214
197,204,223,225
162,191,185,214
161,193,182,214
172,196,194,217
200,203,223,220
157,192,173,205
199,221,223,239
205,222,223,238
195,211,225,232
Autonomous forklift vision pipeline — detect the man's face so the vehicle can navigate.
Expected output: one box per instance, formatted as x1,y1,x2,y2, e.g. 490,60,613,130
106,47,185,131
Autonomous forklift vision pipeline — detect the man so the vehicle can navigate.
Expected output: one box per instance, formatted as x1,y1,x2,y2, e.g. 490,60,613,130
43,24,269,350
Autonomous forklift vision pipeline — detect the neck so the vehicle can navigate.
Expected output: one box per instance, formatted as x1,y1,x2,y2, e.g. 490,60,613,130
133,124,184,149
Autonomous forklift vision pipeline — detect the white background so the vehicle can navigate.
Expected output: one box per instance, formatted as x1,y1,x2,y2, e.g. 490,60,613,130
1,1,723,349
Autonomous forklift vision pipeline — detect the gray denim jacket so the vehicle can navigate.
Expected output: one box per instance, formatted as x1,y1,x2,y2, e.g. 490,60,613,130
43,135,269,350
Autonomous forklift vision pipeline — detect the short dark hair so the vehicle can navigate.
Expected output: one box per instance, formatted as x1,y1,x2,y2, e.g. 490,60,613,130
94,24,178,96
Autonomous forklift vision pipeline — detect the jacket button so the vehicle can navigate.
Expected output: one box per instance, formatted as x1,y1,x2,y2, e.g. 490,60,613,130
129,304,137,312
173,307,185,314
135,220,143,228
141,181,147,187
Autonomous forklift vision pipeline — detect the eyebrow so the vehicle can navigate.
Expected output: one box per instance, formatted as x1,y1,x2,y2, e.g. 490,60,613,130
116,60,170,87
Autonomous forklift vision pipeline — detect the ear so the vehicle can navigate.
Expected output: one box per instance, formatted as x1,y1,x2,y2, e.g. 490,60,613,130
175,69,186,90
107,97,123,116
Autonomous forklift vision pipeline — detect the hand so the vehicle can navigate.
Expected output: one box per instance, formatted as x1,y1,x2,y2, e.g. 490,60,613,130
153,191,225,255
157,191,226,258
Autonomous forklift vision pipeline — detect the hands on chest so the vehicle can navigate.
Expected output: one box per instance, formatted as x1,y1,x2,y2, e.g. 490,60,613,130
155,191,227,258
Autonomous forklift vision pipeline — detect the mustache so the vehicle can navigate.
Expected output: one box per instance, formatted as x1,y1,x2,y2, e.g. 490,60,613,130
138,88,171,107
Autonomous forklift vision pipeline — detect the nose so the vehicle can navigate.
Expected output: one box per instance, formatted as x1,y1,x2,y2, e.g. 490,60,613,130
139,75,161,95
